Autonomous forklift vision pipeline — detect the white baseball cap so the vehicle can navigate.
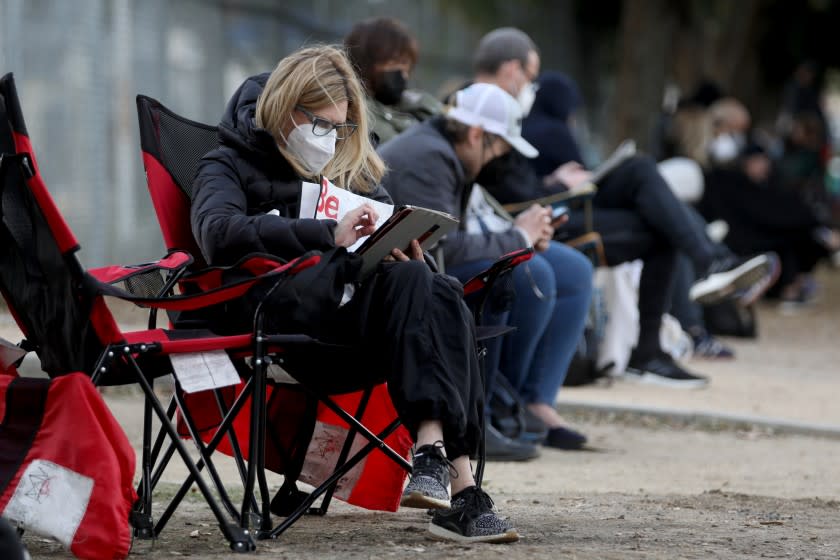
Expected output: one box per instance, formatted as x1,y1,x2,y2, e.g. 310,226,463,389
447,83,539,158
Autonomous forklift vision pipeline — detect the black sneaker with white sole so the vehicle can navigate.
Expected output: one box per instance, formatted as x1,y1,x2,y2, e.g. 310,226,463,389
400,442,452,510
625,353,709,389
689,254,772,305
429,486,519,544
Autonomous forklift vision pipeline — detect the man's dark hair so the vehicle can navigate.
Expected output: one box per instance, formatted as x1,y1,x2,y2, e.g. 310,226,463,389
441,117,471,144
344,17,419,91
473,27,538,75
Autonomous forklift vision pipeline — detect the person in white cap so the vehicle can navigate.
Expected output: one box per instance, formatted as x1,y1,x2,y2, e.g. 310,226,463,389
379,83,594,454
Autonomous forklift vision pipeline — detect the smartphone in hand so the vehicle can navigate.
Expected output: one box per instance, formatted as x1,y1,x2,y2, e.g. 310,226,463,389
550,205,569,226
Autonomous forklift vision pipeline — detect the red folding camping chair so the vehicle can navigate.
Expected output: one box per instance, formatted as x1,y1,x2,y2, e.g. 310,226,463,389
135,95,417,540
135,94,533,540
0,72,363,552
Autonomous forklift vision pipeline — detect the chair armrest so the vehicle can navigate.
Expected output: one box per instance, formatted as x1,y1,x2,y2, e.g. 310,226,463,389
85,252,321,313
462,247,534,330
87,249,193,285
462,247,534,297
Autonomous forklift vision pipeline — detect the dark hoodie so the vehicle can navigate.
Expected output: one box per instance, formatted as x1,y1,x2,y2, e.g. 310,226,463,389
191,73,392,266
521,71,585,177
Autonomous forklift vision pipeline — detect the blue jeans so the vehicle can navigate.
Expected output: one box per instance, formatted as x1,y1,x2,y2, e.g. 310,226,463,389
448,242,592,407
501,242,592,405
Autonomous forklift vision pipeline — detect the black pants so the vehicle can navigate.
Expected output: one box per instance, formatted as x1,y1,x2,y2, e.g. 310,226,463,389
276,260,484,459
565,155,718,359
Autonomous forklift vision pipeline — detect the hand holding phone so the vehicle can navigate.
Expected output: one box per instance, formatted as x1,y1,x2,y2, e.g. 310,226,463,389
550,205,569,226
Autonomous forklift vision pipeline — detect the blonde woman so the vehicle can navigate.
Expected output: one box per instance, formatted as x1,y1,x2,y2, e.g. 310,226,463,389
191,45,518,544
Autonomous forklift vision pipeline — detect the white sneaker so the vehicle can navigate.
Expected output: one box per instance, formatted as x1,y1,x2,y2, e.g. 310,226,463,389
689,254,772,305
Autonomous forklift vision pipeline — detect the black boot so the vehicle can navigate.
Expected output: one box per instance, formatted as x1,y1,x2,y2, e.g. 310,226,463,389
483,423,539,462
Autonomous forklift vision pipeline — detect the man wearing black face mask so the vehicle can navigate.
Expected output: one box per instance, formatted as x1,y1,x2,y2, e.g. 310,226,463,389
345,17,443,145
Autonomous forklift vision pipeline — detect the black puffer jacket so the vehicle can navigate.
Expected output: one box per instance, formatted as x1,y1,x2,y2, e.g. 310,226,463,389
191,73,392,265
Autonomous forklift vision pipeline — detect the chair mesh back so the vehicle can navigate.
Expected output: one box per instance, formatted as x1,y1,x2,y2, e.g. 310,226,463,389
123,269,166,299
157,109,219,201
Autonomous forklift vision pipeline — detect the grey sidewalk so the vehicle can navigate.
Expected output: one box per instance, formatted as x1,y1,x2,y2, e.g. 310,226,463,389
556,267,840,434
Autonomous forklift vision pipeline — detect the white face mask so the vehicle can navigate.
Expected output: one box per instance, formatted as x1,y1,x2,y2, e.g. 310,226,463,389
517,82,537,116
283,123,337,176
708,133,739,164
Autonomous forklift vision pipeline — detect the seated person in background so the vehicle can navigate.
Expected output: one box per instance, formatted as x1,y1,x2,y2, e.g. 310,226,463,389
379,83,594,451
348,16,588,454
190,45,518,544
652,80,722,166
344,17,443,145
472,28,775,386
702,143,839,309
706,97,752,168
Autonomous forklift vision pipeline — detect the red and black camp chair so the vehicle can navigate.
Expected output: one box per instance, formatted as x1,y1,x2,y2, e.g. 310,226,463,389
135,95,417,540
0,72,364,551
135,94,534,539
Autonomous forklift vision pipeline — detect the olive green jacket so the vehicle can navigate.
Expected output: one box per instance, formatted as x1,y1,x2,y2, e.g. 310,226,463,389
368,89,444,145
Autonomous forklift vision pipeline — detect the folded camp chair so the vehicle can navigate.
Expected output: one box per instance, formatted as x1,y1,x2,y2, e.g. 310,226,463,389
0,72,352,552
136,94,533,540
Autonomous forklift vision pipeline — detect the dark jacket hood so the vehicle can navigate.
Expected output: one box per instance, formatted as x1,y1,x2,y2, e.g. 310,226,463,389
522,71,585,176
218,72,285,164
530,71,582,122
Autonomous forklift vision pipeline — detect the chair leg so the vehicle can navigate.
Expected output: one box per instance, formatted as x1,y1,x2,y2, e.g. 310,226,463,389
475,344,488,488
125,354,255,552
148,395,177,469
131,393,155,539
254,363,273,532
150,440,177,491
136,395,176,500
213,389,259,515
174,388,242,522
242,351,273,533
153,378,254,538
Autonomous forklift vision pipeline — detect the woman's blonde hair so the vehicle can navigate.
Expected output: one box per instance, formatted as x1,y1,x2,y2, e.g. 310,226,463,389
256,45,385,192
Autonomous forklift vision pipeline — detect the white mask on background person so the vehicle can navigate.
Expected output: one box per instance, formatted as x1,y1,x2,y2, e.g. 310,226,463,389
283,123,337,175
517,82,537,116
708,133,739,164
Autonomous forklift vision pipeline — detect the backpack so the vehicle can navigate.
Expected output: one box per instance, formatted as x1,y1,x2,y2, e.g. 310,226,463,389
703,300,758,338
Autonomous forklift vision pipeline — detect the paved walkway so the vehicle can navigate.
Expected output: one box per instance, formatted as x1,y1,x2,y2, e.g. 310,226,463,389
556,267,840,432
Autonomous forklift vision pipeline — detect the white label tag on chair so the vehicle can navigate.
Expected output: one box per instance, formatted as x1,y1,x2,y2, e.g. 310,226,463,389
0,336,26,370
3,459,94,547
170,351,240,394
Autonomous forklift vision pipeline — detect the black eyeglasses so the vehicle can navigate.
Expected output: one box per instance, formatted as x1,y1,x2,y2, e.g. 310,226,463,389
295,106,358,140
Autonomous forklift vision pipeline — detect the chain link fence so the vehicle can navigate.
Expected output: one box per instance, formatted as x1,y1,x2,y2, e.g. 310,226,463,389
0,0,578,266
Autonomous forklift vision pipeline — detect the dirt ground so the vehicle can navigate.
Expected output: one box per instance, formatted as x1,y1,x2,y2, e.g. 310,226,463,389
23,420,840,559
8,269,840,559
